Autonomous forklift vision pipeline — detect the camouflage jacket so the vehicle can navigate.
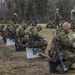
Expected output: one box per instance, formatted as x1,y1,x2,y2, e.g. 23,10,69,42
7,24,15,35
0,26,4,32
55,11,62,20
56,28,64,34
16,26,25,38
49,31,74,62
30,27,42,40
12,16,18,24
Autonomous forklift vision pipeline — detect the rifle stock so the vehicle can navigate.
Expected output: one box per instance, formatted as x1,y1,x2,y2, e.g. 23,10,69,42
52,31,68,72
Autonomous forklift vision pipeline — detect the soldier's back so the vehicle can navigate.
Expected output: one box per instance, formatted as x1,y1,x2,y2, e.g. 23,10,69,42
16,26,25,37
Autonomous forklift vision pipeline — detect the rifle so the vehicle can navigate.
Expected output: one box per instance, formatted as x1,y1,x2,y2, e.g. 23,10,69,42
28,33,37,55
52,31,68,72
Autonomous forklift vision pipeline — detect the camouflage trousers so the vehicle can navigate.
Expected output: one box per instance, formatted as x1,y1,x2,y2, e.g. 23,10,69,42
56,50,75,73
35,40,48,53
26,39,48,53
20,37,28,44
17,36,28,47
62,50,75,66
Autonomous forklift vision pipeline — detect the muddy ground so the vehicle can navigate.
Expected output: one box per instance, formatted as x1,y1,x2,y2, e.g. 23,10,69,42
0,26,75,75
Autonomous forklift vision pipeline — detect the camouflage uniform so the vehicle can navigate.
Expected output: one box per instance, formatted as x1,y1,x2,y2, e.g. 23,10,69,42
22,21,31,38
25,21,37,34
12,13,19,24
56,27,64,35
2,25,8,42
6,22,15,39
46,20,55,28
16,24,28,47
71,6,75,31
50,20,56,28
56,21,65,34
0,24,5,36
54,8,62,27
30,25,48,53
49,22,75,73
46,20,51,28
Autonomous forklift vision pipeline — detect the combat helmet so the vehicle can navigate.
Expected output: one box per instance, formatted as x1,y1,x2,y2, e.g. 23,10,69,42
14,13,18,16
32,21,37,26
56,8,59,11
37,25,42,31
10,22,14,25
62,22,71,30
22,23,28,29
1,24,5,28
15,23,19,28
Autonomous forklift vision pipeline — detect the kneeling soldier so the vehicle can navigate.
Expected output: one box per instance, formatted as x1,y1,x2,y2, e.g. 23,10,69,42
30,24,48,57
48,22,75,73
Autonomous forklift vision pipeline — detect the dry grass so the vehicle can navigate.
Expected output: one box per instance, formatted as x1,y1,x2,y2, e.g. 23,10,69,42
0,26,75,75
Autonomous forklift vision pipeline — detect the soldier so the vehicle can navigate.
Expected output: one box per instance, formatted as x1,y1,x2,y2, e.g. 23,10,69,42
71,6,75,31
48,22,75,73
16,23,29,48
56,21,65,34
0,24,5,36
25,21,32,33
12,13,19,24
50,20,56,28
54,8,62,27
6,22,15,39
30,24,48,57
46,20,51,28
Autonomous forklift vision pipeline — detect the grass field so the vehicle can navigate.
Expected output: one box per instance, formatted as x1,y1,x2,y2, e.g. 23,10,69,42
0,26,75,75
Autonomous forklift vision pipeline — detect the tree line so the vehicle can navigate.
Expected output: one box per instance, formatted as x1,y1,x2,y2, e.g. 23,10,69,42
0,0,75,22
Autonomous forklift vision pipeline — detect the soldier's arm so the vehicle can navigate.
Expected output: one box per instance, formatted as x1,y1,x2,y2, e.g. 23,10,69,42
58,14,62,19
24,30,29,35
57,12,62,19
57,33,73,48
16,28,20,38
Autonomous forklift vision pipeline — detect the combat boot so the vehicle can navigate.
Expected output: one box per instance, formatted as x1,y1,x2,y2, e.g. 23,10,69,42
56,65,68,74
